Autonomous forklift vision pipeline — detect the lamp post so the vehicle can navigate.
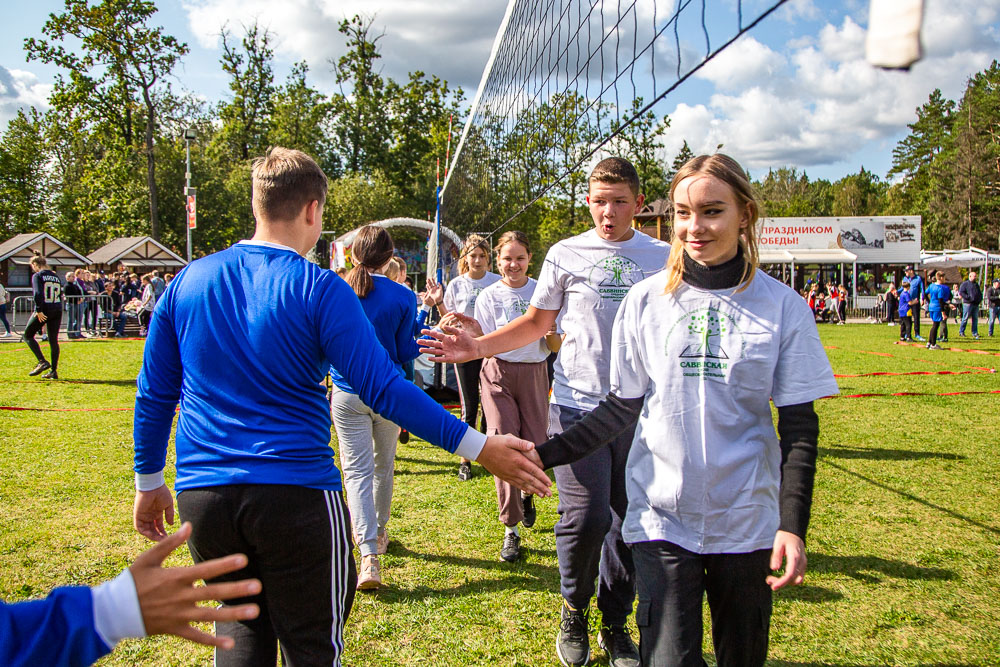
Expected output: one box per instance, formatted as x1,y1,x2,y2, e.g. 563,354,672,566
183,128,197,263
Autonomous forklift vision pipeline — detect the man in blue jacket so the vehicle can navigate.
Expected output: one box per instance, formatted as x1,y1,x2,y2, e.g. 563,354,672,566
958,270,982,339
132,147,551,666
904,266,926,341
1,523,260,667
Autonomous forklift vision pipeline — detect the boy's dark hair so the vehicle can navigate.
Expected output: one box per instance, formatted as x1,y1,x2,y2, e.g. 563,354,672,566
589,157,641,197
252,147,328,223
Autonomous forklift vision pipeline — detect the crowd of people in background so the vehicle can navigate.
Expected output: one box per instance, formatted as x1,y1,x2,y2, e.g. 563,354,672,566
801,281,847,324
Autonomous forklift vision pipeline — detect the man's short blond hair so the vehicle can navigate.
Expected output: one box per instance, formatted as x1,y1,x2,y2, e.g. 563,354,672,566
252,147,328,223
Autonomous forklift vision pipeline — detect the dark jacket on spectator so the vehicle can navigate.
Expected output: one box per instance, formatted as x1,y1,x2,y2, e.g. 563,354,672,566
985,285,1000,308
958,280,982,305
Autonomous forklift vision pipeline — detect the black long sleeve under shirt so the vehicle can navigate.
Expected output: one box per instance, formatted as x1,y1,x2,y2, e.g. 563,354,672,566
535,248,820,541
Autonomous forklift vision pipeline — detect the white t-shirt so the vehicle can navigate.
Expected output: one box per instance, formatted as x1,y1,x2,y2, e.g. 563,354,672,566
443,272,501,318
475,278,549,364
611,269,840,553
531,229,669,410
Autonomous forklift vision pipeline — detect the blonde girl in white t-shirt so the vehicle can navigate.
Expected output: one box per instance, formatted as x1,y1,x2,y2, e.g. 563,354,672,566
473,231,561,563
535,154,838,666
440,234,501,480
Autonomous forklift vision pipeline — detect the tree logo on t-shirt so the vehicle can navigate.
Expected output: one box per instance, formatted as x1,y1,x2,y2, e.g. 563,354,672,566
588,255,644,302
668,306,746,380
503,297,531,323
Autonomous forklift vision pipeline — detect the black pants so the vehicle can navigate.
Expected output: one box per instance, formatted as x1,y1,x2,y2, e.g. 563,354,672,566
929,320,941,346
24,311,61,370
899,316,912,340
549,403,636,626
632,541,772,667
454,359,485,432
178,485,357,666
912,307,921,336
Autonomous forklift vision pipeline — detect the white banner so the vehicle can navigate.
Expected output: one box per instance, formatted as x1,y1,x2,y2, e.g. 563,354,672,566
757,216,921,263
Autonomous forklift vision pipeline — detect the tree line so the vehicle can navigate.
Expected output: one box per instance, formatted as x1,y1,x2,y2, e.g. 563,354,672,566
0,0,997,261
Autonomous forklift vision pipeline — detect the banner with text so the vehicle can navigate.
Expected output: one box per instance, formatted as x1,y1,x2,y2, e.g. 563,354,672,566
757,216,921,263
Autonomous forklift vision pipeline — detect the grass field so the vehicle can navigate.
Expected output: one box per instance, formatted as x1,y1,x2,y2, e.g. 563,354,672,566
1,324,999,666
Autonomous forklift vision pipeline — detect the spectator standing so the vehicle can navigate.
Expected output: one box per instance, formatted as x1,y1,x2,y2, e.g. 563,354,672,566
79,270,99,334
904,266,925,340
950,284,962,325
958,270,982,339
925,271,951,350
985,278,1000,337
104,281,127,337
138,275,156,336
0,279,11,336
898,281,915,341
837,284,847,324
885,283,897,325
150,270,167,302
64,272,84,339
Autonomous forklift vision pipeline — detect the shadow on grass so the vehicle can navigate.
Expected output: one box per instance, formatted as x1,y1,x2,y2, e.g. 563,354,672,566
820,445,965,461
7,378,138,387
395,456,454,468
808,553,955,584
373,543,560,602
773,584,842,603
824,459,1000,536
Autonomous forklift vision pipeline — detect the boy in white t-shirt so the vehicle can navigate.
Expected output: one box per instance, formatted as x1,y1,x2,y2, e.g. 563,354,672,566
422,158,668,667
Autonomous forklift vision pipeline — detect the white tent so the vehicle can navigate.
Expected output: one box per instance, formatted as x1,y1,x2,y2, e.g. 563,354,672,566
920,247,999,268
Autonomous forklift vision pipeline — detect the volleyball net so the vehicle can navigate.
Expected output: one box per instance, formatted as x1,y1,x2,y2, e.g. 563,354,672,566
438,0,792,248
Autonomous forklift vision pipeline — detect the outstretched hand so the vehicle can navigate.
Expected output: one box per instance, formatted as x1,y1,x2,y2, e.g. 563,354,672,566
766,530,806,591
440,312,484,337
134,484,175,542
476,434,552,498
418,324,481,364
130,522,261,649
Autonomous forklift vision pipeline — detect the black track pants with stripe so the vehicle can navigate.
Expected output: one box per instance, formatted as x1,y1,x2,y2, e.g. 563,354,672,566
178,484,357,666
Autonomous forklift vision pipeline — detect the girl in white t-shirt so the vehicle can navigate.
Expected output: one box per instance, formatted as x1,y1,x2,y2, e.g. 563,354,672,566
535,154,838,665
473,231,561,563
440,234,501,480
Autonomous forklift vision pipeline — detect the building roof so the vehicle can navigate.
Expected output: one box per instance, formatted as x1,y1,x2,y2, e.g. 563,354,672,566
634,198,671,221
88,236,187,268
0,232,90,266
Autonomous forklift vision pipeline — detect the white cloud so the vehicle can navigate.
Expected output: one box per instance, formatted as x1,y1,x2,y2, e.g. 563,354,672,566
660,0,1000,175
697,37,786,91
180,0,505,91
0,66,51,131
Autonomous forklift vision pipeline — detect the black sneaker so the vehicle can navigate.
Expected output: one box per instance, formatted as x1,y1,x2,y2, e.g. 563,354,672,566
398,429,409,444
42,369,58,380
28,361,51,376
556,603,590,667
521,494,536,528
457,461,473,481
500,532,521,562
598,625,640,667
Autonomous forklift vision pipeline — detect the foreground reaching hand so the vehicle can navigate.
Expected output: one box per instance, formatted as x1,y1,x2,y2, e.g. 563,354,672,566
422,278,444,307
766,530,806,591
130,522,261,649
134,484,176,542
418,324,481,364
476,435,552,498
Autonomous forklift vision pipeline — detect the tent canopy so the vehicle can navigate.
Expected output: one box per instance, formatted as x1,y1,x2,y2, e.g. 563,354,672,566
788,249,857,263
759,249,794,263
920,247,999,268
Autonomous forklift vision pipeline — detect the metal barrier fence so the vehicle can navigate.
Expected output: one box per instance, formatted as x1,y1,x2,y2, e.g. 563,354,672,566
9,295,116,337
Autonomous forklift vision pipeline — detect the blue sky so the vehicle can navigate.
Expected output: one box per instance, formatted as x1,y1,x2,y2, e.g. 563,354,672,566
2,0,998,183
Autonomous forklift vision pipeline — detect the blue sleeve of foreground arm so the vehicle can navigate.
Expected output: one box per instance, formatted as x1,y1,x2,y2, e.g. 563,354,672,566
0,587,111,667
316,278,466,452
133,284,183,474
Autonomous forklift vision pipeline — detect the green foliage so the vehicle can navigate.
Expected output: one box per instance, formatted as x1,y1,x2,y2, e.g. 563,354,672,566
324,171,406,237
216,21,275,162
0,109,48,236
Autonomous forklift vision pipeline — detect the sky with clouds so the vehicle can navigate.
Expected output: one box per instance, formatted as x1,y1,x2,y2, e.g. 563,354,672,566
1,0,998,182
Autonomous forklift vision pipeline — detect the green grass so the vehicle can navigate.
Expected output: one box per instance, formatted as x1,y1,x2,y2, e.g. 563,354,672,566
1,326,998,665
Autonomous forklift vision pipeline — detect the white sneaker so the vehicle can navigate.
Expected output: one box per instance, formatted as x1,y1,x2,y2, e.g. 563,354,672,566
0,331,9,337
357,555,382,590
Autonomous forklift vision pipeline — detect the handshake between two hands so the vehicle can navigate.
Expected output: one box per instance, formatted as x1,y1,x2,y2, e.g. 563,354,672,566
478,434,552,498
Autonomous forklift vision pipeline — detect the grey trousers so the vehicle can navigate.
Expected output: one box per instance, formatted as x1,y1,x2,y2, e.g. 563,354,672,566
330,387,400,557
